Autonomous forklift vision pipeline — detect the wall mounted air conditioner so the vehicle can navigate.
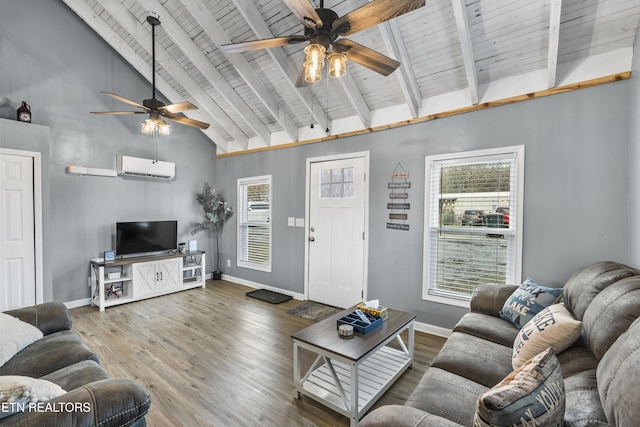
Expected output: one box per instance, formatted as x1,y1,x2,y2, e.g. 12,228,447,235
116,155,175,179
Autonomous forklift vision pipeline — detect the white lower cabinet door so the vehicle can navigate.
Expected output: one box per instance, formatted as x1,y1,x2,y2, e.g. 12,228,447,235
132,261,157,298
156,258,181,292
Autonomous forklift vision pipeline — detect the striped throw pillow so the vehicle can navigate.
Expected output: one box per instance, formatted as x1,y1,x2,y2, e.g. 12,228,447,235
0,313,43,367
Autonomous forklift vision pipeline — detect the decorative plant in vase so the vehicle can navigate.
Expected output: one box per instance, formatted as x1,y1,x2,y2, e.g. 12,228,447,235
192,183,233,280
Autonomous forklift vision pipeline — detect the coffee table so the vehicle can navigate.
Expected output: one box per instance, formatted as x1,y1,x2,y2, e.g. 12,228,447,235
292,307,416,426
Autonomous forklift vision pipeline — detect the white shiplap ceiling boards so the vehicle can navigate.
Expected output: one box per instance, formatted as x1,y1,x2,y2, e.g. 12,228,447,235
63,0,640,154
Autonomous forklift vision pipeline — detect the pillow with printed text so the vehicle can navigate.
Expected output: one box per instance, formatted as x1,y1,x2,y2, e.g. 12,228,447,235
512,302,582,369
499,278,563,329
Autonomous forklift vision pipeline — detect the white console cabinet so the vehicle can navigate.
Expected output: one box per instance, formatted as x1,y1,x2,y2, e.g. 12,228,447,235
132,258,181,297
90,251,205,311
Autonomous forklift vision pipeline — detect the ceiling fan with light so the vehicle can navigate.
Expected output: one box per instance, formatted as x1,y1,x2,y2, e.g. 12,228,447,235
91,14,210,135
221,0,425,86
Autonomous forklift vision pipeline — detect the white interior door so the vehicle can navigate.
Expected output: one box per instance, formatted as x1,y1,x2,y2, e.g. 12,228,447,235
1,153,36,311
307,155,367,308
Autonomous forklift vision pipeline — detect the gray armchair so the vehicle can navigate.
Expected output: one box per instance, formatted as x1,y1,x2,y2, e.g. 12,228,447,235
1,302,150,426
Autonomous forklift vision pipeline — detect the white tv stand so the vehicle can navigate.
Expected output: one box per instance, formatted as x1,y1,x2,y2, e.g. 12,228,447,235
90,251,206,311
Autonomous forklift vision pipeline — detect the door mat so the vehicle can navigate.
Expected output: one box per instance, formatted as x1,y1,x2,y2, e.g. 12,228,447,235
286,301,343,322
245,289,293,304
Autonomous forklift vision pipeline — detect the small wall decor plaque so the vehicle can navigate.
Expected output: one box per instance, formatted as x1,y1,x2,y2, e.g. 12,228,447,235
386,163,411,231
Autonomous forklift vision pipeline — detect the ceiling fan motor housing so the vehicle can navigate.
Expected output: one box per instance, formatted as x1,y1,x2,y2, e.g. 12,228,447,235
304,8,347,46
143,98,165,110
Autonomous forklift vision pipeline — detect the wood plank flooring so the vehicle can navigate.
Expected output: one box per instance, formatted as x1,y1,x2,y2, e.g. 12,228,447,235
70,280,446,427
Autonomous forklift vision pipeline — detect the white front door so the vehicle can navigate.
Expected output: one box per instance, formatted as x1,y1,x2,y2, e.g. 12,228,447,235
0,153,36,311
307,155,368,308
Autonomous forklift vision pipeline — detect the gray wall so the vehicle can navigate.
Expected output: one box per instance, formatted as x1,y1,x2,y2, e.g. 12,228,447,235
217,82,631,329
0,0,216,303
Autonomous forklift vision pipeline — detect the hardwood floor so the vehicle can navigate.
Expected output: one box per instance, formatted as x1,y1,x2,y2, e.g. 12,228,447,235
71,280,446,426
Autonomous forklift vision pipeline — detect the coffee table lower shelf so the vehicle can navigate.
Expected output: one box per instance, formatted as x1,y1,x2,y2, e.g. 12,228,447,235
301,346,412,416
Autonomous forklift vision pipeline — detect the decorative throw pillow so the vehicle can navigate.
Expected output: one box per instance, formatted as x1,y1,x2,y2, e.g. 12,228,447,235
0,376,65,419
499,278,563,329
512,303,582,369
0,313,43,367
474,347,565,427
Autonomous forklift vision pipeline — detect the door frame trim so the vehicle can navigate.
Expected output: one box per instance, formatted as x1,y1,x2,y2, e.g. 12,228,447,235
0,148,44,305
304,151,370,303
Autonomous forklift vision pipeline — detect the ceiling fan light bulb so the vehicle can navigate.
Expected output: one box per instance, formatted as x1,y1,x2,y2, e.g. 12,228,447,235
304,63,322,83
158,120,170,135
141,118,158,134
304,44,325,69
328,52,347,78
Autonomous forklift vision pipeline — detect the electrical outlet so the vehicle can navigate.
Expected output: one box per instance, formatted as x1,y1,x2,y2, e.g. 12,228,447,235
227,259,231,268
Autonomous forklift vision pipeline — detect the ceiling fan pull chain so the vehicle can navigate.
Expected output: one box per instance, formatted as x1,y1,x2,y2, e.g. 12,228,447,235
310,93,314,129
325,73,329,133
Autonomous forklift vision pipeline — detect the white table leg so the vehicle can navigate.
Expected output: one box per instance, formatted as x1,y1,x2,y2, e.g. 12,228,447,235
293,340,301,399
408,321,415,368
350,362,358,427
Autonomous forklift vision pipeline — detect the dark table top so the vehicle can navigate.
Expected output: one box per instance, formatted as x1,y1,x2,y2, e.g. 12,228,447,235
291,306,416,361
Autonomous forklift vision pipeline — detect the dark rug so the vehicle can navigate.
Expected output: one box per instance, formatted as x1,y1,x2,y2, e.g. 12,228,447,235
286,301,343,322
246,289,292,304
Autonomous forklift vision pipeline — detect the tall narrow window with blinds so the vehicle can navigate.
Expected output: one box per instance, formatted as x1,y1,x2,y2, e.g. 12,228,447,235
423,146,524,307
237,175,271,272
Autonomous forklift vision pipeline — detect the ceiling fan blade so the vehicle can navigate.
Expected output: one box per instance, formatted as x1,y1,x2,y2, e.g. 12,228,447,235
159,101,197,114
335,39,400,76
332,0,425,35
294,61,315,88
100,92,149,110
221,35,307,53
163,113,210,130
282,0,323,28
90,111,147,115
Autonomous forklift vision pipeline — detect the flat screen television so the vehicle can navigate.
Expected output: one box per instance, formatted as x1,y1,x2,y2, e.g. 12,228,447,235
116,220,178,257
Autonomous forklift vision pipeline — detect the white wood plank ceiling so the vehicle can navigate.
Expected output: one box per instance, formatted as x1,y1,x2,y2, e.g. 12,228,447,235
63,0,640,154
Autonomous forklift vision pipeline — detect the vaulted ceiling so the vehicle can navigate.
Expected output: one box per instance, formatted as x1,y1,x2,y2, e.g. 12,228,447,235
64,0,640,154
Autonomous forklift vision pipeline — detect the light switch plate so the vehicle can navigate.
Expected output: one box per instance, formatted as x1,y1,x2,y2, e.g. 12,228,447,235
295,218,305,227
287,217,295,227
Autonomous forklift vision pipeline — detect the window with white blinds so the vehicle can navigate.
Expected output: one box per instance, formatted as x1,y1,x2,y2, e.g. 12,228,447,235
423,146,524,308
237,175,271,272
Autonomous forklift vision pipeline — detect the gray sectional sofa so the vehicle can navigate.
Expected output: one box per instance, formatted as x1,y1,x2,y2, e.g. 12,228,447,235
1,302,150,426
361,261,640,427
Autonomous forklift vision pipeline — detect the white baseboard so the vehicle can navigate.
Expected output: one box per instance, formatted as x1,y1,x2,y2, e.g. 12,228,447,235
220,274,306,301
415,321,452,338
65,298,91,309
